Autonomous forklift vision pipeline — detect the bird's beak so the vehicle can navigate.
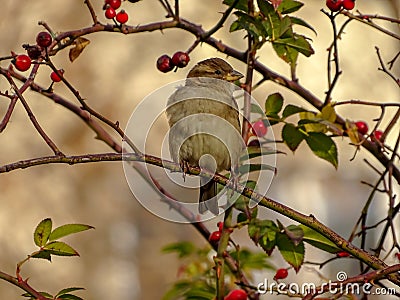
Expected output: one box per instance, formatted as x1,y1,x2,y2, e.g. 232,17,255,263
224,70,244,82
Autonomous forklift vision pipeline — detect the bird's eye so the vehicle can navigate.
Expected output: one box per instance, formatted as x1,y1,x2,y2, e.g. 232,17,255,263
214,70,222,75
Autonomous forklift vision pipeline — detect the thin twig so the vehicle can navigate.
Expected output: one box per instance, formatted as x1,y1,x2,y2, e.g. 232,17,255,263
342,11,400,41
2,69,63,156
0,64,41,132
201,0,240,40
334,100,400,107
375,46,400,87
0,271,48,300
356,14,400,24
324,11,342,105
84,0,99,24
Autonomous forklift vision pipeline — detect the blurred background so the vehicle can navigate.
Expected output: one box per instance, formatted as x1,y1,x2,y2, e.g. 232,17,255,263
0,0,399,299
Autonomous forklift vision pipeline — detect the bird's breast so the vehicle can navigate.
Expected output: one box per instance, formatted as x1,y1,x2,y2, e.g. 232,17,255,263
166,91,242,171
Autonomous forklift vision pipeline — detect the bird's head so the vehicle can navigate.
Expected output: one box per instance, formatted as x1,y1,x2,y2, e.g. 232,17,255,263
187,58,243,82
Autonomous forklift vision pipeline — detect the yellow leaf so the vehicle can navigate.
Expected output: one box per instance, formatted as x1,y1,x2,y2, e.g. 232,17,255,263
346,120,360,144
320,104,336,123
69,37,90,62
299,111,326,133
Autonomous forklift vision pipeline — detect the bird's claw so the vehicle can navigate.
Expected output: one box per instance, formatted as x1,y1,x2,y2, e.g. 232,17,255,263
180,160,190,181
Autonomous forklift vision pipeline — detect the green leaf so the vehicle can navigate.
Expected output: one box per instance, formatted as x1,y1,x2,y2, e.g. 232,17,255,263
49,224,94,241
276,233,304,272
231,248,274,270
273,39,299,64
258,0,281,40
232,11,264,38
56,288,85,298
163,281,191,300
184,285,216,299
305,132,338,168
58,294,83,300
274,34,314,57
223,0,248,12
282,123,305,152
229,20,242,32
259,230,277,255
164,280,215,300
31,250,52,261
248,218,278,246
265,93,284,115
22,291,53,299
34,218,52,247
277,0,304,14
162,242,196,258
237,212,248,223
299,225,340,253
279,16,292,37
240,146,280,161
43,241,79,256
282,104,307,118
290,16,317,35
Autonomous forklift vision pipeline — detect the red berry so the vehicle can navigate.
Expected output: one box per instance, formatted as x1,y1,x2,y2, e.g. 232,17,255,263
336,251,350,257
251,120,268,137
342,0,355,10
116,10,129,24
373,130,383,142
14,55,32,72
105,0,121,9
156,55,174,73
50,69,64,82
105,6,116,19
355,121,368,135
326,0,343,12
171,51,190,68
395,253,400,261
208,231,221,243
225,289,248,300
217,221,223,232
36,31,52,48
274,268,289,280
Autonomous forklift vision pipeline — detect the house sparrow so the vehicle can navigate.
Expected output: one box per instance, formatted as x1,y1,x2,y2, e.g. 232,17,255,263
166,58,244,215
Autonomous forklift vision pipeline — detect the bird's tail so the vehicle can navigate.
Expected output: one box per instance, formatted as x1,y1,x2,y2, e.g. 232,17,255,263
199,178,219,215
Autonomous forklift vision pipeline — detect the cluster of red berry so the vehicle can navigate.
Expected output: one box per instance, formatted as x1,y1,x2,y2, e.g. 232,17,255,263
326,0,355,12
355,121,384,142
156,52,190,73
103,0,129,24
13,31,63,83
